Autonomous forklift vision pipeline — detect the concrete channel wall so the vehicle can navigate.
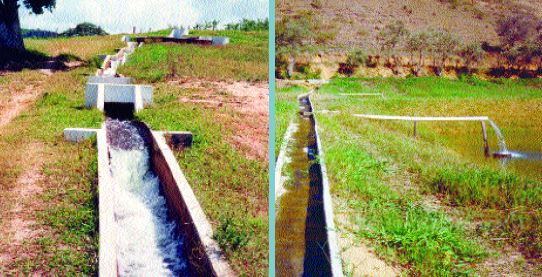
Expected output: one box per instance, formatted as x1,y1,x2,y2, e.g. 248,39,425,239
306,90,343,277
147,127,235,277
64,126,234,276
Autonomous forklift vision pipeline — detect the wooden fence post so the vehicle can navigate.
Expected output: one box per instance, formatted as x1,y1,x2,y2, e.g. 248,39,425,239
413,121,417,138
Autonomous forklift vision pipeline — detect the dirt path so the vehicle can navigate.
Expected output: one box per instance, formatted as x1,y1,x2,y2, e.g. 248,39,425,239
173,79,269,161
0,142,46,271
0,73,46,129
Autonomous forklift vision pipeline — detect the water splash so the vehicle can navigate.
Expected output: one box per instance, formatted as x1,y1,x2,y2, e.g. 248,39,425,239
106,119,188,276
487,119,508,153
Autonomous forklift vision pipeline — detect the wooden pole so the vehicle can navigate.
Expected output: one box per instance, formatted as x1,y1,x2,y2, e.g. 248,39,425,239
481,121,489,157
413,121,417,138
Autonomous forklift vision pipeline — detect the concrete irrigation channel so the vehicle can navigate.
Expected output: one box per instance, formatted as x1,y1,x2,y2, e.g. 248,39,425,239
64,41,234,276
275,90,342,277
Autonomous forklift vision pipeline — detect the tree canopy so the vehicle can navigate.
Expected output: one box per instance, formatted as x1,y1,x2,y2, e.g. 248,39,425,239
21,0,57,14
60,22,108,37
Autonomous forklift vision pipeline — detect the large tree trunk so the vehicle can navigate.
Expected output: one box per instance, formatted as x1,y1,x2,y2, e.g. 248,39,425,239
0,0,25,50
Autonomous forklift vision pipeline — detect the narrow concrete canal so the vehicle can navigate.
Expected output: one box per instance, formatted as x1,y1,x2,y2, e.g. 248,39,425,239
276,94,331,277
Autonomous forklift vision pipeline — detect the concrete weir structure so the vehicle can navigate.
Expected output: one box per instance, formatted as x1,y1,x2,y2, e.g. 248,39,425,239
85,83,153,112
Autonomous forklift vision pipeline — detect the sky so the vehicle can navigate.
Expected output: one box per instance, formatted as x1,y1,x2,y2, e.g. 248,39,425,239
19,0,269,34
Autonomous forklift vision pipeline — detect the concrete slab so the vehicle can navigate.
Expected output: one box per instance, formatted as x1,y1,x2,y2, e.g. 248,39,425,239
88,76,133,84
63,128,99,142
212,37,230,46
155,131,193,150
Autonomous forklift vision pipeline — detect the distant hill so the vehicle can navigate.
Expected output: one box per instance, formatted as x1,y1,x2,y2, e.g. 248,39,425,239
277,0,542,51
22,29,58,38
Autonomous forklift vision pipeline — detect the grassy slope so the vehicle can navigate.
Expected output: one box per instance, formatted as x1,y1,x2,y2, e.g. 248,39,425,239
119,30,268,82
0,35,117,274
120,29,269,275
277,0,542,51
312,77,542,275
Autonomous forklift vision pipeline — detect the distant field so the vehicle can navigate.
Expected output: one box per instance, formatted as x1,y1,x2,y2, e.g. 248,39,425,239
281,77,542,275
24,35,124,61
119,30,268,82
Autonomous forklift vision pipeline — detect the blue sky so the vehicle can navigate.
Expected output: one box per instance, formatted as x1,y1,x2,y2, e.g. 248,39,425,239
19,0,268,34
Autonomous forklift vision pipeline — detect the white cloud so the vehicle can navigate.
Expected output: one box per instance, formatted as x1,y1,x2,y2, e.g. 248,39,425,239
19,0,268,34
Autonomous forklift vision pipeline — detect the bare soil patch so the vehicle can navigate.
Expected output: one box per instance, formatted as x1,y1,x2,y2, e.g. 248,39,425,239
0,73,46,129
335,204,400,277
0,142,46,271
171,78,269,161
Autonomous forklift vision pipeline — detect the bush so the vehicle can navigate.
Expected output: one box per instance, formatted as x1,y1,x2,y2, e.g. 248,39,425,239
60,22,108,37
345,49,367,67
310,0,323,9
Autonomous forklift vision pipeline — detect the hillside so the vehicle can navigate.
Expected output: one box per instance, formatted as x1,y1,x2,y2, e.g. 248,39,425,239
277,0,542,51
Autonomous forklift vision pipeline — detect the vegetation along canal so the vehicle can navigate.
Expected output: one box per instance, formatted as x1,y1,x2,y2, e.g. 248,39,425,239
276,93,331,277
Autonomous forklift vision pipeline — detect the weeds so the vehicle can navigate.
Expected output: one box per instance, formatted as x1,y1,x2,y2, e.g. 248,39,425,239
311,76,542,274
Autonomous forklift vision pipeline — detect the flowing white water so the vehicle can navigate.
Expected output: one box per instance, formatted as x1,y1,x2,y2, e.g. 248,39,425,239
488,119,508,153
107,119,188,276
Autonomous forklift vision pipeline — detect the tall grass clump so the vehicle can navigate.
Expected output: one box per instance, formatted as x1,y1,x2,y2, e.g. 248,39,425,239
319,119,486,275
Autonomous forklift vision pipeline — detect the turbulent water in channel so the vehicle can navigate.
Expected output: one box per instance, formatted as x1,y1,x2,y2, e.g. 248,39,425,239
276,96,331,277
106,119,188,276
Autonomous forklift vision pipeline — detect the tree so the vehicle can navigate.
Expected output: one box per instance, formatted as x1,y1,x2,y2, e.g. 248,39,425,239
0,0,56,50
60,22,108,37
377,20,409,71
458,43,484,72
405,31,430,75
429,30,458,76
496,13,541,48
211,20,219,31
276,12,317,78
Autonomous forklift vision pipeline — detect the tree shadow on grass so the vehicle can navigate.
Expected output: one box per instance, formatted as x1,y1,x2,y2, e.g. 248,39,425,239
0,47,84,72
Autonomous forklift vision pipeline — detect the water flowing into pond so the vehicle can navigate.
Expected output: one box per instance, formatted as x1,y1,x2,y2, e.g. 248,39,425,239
488,119,508,153
106,119,188,276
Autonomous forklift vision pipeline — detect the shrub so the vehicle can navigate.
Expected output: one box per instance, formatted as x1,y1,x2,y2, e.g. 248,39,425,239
310,0,323,9
458,43,484,72
60,22,108,37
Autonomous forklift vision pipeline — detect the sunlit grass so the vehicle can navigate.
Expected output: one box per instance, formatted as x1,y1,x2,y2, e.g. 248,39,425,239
24,35,125,61
119,30,268,82
311,77,542,273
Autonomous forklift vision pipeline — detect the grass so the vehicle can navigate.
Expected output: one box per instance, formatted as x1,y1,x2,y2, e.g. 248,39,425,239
24,35,125,61
0,63,103,274
302,76,542,274
2,29,268,275
119,29,268,82
2,30,268,275
134,82,268,276
275,84,306,156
